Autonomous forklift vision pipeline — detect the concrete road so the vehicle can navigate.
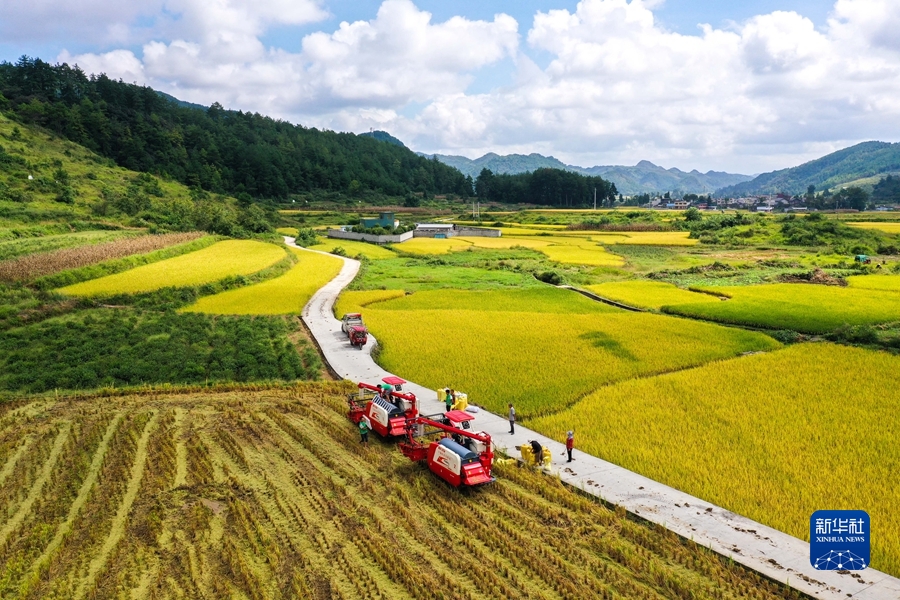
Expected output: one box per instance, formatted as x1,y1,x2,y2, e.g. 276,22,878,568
289,236,899,600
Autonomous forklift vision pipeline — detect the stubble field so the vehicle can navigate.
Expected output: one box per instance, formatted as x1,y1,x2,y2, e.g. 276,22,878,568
0,387,800,600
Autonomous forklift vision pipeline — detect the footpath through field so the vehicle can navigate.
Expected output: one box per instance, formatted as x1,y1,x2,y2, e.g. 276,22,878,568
288,236,900,600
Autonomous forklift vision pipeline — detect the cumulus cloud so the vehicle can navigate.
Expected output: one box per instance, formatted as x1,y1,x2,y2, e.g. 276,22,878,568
46,0,900,173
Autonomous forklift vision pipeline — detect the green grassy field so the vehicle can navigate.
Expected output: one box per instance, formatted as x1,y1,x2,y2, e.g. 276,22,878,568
183,248,342,315
531,342,900,577
348,287,779,418
665,283,900,333
57,240,286,297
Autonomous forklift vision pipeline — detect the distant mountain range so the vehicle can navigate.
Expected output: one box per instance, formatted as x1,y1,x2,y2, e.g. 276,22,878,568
716,141,900,197
415,149,752,195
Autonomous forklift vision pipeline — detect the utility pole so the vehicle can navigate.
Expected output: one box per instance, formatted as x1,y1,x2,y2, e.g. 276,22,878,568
594,187,597,210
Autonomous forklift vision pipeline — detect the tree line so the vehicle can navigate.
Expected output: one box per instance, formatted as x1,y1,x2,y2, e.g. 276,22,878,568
474,167,617,207
0,56,472,201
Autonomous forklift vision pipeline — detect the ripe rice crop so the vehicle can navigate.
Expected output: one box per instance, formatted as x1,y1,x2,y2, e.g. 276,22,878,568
846,274,900,291
531,343,900,577
666,283,900,333
57,240,285,296
536,242,624,266
847,222,900,233
0,232,206,282
308,239,396,259
359,288,779,418
591,231,698,246
335,289,406,315
586,281,723,310
396,237,475,254
0,387,803,599
182,248,342,315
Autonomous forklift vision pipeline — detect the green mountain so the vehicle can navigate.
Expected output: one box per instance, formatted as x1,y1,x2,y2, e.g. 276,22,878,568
426,153,751,195
359,130,407,148
0,57,471,201
717,141,900,197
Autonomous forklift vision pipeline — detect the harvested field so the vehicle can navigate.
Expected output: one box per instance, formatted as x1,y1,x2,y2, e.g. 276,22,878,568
0,387,801,599
0,232,206,282
57,240,285,297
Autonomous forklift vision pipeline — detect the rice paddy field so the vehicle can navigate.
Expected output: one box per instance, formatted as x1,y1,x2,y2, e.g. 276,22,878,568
846,274,900,291
0,386,803,600
56,240,286,297
531,343,900,577
308,239,397,259
183,248,343,315
586,281,723,310
395,235,624,266
338,287,779,418
847,222,900,233
666,283,900,333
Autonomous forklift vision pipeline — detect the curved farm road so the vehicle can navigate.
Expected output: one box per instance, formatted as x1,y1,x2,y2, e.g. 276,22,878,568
288,237,899,600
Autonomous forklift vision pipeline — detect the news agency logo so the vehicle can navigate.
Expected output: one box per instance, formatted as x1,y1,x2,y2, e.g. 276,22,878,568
810,510,870,571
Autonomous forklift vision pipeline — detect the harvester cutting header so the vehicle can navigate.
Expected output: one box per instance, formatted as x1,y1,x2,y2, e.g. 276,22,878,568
347,378,495,488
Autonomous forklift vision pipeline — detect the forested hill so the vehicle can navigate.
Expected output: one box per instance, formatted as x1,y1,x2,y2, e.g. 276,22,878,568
0,57,471,200
717,141,900,197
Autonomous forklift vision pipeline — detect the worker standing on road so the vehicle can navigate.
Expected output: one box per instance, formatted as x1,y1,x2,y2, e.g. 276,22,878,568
508,403,516,434
566,431,575,462
445,388,454,412
359,416,370,446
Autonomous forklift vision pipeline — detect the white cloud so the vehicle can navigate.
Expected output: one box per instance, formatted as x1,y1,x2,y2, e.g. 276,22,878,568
40,0,900,173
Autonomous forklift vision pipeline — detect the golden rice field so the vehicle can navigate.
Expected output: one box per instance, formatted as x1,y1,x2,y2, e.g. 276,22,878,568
0,387,798,600
667,283,900,333
396,235,623,266
586,281,723,310
531,343,900,577
57,241,286,297
308,239,397,259
846,274,900,292
337,289,406,314
846,222,900,233
183,248,342,315
534,242,624,266
351,288,779,418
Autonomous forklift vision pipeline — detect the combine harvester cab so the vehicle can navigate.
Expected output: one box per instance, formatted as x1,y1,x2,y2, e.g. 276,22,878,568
347,381,418,438
400,417,494,488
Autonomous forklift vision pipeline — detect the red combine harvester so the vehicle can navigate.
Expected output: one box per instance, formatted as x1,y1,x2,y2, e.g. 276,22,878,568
399,417,494,488
347,382,418,438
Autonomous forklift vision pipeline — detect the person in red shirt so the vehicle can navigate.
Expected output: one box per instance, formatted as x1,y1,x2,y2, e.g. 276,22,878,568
566,431,574,462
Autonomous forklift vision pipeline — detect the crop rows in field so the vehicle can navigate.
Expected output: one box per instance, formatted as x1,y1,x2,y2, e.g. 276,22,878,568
340,287,779,418
0,230,140,262
0,232,207,282
183,248,343,315
531,342,900,577
847,222,900,233
0,387,800,599
57,240,285,297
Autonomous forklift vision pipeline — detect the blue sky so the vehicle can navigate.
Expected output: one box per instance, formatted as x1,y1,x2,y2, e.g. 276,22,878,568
1,0,897,174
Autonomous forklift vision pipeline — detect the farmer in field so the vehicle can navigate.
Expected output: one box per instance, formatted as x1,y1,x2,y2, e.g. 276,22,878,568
508,403,516,434
565,431,575,463
529,440,543,465
359,415,370,446
445,388,454,412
